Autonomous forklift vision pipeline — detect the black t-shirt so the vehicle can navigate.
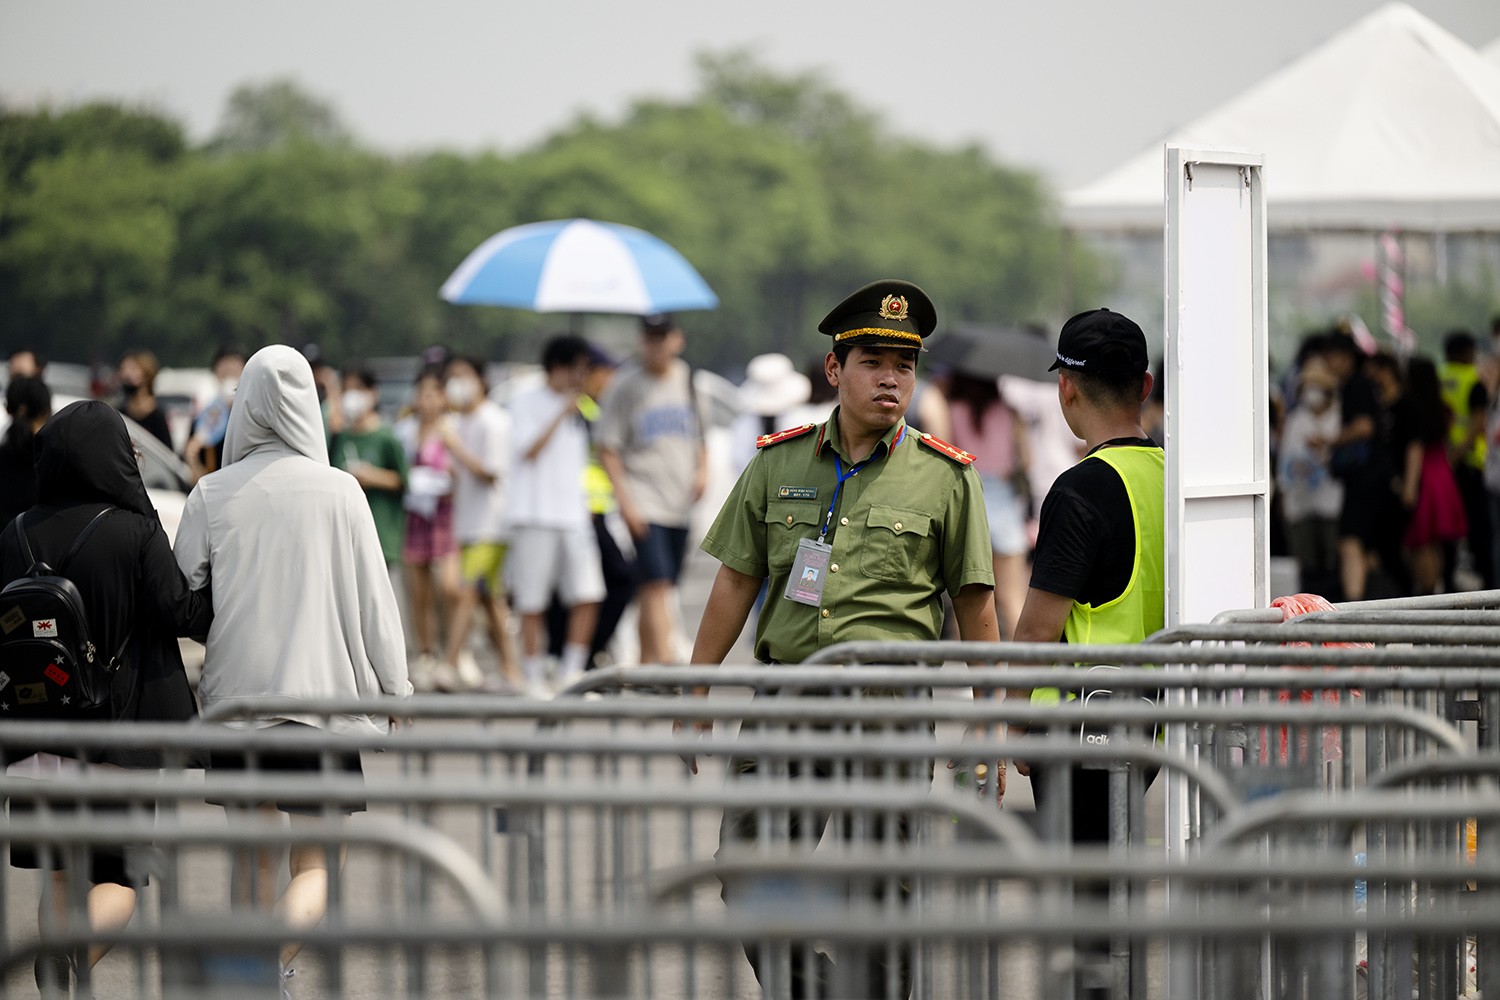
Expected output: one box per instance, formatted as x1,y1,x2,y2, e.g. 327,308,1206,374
1340,372,1380,428
1029,437,1158,607
121,403,173,451
1383,394,1417,460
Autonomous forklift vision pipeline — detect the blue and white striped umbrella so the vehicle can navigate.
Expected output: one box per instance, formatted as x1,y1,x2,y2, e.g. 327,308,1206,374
440,218,718,314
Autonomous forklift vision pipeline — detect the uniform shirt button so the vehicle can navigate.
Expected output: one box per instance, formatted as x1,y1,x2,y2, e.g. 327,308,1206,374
786,515,794,524
830,563,839,573
894,522,903,531
820,608,830,618
840,517,849,526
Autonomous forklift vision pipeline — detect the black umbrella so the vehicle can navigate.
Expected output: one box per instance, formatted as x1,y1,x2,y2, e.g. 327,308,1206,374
930,324,1056,383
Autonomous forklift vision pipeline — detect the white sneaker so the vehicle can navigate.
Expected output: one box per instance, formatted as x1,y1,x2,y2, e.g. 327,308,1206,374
524,677,554,700
455,651,485,690
478,673,519,695
410,653,439,692
432,662,461,692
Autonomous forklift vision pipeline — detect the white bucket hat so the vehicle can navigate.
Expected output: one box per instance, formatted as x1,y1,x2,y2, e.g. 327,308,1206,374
738,353,812,417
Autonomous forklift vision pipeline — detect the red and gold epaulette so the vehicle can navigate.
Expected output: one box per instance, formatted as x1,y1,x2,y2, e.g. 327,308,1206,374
756,423,816,449
916,432,977,465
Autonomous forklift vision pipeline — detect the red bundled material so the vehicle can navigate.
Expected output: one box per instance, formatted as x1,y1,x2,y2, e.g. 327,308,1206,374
1259,594,1372,766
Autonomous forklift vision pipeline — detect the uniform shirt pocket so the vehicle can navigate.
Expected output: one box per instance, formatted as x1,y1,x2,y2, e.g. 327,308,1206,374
860,506,932,584
764,501,822,574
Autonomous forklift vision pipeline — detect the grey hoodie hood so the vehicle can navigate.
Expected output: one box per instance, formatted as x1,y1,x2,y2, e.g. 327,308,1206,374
223,345,329,467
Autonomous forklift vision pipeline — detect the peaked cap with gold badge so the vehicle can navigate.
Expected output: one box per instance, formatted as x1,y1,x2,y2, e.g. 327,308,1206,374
817,279,938,353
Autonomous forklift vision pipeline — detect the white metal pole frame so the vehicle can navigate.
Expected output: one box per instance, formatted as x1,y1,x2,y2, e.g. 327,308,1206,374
1163,144,1271,1000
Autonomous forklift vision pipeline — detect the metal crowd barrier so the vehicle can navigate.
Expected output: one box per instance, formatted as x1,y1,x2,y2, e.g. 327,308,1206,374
3,758,1498,999
3,624,1497,1000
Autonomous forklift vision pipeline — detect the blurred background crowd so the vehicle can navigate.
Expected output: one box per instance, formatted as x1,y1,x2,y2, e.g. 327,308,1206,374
8,307,1499,692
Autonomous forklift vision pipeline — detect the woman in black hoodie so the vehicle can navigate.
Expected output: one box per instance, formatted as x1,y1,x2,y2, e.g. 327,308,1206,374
0,400,212,992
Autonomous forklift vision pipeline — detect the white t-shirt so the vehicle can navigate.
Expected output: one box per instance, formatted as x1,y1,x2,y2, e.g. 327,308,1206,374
504,383,590,530
1278,403,1344,522
451,400,509,544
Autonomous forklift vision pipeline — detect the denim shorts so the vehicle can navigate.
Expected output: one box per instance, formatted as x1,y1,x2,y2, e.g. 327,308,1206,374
634,524,690,584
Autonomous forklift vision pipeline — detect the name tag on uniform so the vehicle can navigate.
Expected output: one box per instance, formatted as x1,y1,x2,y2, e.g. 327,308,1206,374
784,537,833,607
777,486,818,500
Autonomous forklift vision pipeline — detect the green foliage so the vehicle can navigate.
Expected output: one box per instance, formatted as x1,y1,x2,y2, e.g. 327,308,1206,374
209,79,353,153
0,102,184,188
0,148,176,359
0,63,1093,371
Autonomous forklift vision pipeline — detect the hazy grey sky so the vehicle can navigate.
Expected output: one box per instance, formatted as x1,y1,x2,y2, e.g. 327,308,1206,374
3,0,1499,188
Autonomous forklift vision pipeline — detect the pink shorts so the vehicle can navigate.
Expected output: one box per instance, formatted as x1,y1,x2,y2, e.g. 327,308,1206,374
403,500,457,565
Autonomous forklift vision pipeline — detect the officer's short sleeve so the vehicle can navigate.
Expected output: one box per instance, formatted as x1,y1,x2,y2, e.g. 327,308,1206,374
701,453,769,579
942,465,997,597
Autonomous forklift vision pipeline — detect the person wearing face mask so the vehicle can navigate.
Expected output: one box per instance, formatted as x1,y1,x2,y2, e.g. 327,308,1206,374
115,349,173,449
186,344,246,483
437,355,522,692
330,368,409,574
1277,356,1345,593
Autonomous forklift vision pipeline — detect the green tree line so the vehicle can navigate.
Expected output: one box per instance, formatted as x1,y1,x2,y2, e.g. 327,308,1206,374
0,55,1097,372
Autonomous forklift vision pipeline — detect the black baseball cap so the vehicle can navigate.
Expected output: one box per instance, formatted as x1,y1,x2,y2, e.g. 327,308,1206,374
641,313,678,335
1049,308,1149,374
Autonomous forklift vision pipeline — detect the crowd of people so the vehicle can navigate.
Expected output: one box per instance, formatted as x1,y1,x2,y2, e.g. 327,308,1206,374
1273,317,1500,602
3,312,718,700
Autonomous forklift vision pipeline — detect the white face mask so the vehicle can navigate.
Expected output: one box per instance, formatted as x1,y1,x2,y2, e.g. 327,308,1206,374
341,389,374,422
219,378,238,400
446,377,478,408
1302,387,1330,410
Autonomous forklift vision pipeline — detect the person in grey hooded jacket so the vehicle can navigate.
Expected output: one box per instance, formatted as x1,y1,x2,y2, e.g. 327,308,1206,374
175,344,410,983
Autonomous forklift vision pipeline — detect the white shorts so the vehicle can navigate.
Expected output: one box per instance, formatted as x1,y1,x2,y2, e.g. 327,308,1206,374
506,524,606,613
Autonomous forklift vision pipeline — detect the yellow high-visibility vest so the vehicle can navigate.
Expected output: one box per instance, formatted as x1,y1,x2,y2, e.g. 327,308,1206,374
1033,445,1164,706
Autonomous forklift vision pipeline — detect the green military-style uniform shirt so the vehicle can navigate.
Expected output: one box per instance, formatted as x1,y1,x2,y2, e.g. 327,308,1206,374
702,408,995,664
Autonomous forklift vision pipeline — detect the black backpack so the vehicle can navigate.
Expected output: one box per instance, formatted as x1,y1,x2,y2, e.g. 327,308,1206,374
0,508,130,716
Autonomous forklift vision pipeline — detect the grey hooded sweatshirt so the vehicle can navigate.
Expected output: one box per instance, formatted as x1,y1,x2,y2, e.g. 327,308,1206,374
175,345,411,735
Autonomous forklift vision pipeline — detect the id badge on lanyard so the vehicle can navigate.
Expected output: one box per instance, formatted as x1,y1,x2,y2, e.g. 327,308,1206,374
784,537,833,606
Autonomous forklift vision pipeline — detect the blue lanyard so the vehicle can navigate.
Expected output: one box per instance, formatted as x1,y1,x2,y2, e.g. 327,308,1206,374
818,425,905,544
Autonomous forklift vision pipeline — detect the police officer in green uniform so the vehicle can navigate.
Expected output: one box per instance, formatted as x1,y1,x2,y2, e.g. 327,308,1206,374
1004,307,1163,1000
688,279,998,999
691,279,997,667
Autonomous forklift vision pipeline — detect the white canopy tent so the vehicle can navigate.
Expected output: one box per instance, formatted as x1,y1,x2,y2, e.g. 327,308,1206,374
1064,3,1500,233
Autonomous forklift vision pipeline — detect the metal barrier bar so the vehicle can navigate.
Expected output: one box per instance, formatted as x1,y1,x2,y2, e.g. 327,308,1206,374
1335,588,1500,610
798,639,1500,667
1145,622,1500,645
0,814,504,922
557,664,1500,695
180,696,1471,752
7,656,1493,999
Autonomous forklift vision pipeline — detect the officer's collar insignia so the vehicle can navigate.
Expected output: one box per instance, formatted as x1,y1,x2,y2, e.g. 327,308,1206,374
878,294,909,321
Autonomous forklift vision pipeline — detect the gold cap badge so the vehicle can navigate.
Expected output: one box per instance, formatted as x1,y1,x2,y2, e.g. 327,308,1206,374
878,294,909,321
